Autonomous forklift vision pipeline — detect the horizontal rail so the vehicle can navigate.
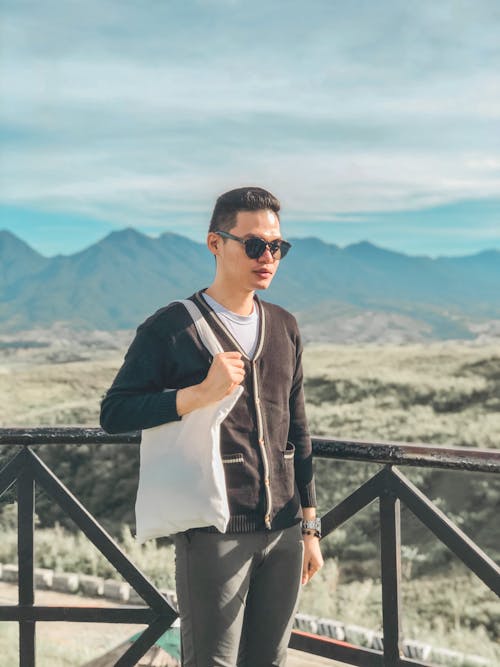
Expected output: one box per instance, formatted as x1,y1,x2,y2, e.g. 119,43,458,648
0,445,177,667
313,437,500,473
290,630,384,666
0,427,139,446
1,428,498,472
0,606,157,623
290,631,432,667
1,427,498,667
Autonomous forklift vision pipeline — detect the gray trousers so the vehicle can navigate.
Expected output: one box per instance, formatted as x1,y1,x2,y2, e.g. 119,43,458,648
172,523,304,667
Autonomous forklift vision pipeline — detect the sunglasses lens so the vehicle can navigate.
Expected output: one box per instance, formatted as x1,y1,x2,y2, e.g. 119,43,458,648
278,241,291,258
243,238,291,259
244,238,267,259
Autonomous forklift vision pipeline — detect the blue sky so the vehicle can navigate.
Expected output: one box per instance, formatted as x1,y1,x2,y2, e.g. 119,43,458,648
1,0,499,257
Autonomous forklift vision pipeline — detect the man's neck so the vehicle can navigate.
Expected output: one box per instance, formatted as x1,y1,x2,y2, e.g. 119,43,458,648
204,284,255,316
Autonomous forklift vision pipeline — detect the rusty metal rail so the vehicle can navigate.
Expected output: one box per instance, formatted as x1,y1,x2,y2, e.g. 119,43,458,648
0,442,177,667
2,427,499,472
0,428,499,667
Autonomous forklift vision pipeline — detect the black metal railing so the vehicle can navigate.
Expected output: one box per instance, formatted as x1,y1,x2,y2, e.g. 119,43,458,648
0,428,499,667
0,431,177,667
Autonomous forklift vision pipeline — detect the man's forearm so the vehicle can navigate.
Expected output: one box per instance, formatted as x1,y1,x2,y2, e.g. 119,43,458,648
302,507,317,521
100,389,180,434
176,383,209,416
177,351,245,416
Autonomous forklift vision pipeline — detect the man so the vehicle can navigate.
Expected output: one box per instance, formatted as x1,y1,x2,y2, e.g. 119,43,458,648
100,186,323,667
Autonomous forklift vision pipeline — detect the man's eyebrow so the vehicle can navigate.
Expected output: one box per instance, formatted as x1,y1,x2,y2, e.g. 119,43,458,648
244,234,284,241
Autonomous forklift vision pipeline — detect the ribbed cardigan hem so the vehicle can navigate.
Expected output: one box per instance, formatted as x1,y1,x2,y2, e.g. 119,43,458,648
188,514,303,534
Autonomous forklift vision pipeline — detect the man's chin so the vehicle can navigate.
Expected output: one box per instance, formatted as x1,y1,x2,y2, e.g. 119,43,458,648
252,276,274,290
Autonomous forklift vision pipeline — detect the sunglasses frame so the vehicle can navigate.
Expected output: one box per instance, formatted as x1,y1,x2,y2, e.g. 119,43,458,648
215,230,291,260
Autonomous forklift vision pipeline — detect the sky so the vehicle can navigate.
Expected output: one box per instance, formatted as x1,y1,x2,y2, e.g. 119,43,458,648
1,0,500,258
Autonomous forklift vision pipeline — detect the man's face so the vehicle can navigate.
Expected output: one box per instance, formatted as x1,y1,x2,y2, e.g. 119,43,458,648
210,209,282,292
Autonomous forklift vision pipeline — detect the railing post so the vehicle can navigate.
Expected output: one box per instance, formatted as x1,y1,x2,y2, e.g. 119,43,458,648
380,467,402,667
18,452,36,667
1,429,498,667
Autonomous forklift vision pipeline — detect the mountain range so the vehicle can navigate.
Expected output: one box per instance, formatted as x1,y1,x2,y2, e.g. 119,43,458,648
1,228,500,342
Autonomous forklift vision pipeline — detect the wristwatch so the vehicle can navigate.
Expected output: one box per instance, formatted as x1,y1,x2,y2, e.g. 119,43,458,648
301,518,321,538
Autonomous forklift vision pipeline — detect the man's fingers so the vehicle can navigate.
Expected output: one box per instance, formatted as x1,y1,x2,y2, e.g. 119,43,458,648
212,352,245,370
301,544,324,585
228,361,245,371
217,351,243,360
302,564,319,585
202,351,247,400
212,352,246,384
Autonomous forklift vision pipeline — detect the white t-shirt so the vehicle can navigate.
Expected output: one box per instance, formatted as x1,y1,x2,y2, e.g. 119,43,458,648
201,292,259,359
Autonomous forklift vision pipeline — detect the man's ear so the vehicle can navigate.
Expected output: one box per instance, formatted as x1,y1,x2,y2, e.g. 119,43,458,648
207,232,219,256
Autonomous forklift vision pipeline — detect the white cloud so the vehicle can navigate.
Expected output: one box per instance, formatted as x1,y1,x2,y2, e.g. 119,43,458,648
4,140,500,230
1,0,500,233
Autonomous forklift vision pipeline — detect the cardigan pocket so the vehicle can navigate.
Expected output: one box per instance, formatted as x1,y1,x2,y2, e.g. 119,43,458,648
272,441,296,505
221,453,245,465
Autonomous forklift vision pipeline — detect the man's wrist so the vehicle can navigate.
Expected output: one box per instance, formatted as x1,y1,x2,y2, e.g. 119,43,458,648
301,517,321,539
176,383,208,416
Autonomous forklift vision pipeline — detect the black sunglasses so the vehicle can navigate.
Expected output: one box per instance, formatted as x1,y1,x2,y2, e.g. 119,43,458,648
215,230,292,260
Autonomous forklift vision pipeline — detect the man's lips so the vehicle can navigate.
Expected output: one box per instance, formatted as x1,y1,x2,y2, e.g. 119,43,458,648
254,268,273,277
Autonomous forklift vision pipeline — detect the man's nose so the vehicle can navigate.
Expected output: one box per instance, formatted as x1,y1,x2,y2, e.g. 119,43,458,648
258,245,275,262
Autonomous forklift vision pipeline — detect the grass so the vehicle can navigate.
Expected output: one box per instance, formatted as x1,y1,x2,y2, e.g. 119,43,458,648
1,517,498,664
0,618,147,666
1,341,499,664
298,562,500,663
0,508,176,590
303,342,500,448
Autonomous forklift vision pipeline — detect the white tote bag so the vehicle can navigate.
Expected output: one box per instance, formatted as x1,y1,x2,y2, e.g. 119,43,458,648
135,299,243,543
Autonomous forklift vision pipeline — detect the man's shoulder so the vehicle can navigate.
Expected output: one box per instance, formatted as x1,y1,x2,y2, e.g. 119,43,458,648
137,294,198,339
260,299,299,330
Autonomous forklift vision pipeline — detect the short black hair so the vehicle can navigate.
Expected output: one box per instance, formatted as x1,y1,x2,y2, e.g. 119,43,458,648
208,186,281,234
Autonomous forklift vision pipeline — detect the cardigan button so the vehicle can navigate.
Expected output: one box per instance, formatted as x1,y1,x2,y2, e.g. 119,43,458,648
264,478,270,486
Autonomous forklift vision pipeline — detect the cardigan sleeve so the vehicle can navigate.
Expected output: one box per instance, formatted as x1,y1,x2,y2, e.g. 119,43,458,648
288,329,317,508
99,326,182,434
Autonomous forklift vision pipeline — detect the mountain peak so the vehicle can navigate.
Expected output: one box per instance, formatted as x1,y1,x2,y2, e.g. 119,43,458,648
346,240,384,253
290,236,326,244
105,227,150,241
473,249,500,260
1,229,499,334
344,240,416,260
288,236,339,251
0,229,19,241
0,229,44,258
92,227,154,251
0,229,48,289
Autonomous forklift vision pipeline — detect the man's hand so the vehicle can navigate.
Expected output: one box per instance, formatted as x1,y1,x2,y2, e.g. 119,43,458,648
301,505,324,585
201,351,245,400
302,533,324,585
177,352,245,416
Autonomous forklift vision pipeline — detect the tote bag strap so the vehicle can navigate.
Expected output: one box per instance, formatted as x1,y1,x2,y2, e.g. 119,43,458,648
179,298,224,357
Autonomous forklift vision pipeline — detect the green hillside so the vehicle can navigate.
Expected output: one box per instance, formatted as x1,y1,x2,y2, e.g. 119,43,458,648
0,342,498,662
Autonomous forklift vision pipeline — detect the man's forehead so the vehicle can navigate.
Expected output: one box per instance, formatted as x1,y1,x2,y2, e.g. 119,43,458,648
233,209,281,237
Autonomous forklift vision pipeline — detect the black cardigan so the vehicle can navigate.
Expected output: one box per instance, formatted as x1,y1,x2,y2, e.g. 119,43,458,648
100,290,316,533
